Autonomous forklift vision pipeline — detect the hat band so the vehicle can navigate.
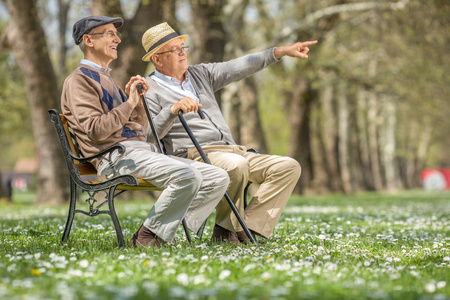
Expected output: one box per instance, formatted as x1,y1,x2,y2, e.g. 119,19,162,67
147,32,180,54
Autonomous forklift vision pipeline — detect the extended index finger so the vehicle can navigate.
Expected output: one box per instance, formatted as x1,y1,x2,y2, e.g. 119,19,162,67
301,40,318,47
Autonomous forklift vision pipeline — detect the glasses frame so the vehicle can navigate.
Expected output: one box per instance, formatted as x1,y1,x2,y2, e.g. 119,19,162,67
88,30,122,39
156,45,189,55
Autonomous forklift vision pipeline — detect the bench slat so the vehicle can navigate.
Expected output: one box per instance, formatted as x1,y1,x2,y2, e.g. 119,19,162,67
85,179,160,191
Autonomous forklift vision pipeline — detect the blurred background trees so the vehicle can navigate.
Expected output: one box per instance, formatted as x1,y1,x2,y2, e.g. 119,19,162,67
0,0,448,202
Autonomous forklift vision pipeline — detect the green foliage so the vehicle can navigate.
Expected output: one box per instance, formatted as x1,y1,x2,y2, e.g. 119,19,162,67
0,191,449,299
0,24,34,167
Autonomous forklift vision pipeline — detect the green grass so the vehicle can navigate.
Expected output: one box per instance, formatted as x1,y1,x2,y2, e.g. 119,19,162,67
1,190,449,299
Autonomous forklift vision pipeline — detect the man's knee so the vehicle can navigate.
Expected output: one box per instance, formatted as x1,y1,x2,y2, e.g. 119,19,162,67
221,156,250,183
170,165,203,189
288,157,301,180
215,167,231,189
277,157,302,180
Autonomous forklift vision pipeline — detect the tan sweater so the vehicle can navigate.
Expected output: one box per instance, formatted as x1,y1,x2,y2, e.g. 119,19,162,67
61,64,148,167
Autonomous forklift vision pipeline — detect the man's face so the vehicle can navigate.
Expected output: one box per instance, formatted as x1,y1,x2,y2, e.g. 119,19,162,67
152,38,188,76
86,23,121,64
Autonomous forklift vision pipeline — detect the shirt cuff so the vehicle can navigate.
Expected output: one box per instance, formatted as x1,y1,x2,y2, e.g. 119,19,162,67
272,47,281,62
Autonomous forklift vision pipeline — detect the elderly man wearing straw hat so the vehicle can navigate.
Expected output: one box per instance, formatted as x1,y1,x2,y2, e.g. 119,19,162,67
61,16,230,248
142,22,317,244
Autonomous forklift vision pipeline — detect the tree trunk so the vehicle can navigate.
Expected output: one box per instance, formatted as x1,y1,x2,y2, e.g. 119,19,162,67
189,0,228,108
3,0,69,204
0,172,8,201
366,60,383,191
414,122,432,188
286,78,316,194
380,96,397,191
356,89,375,190
189,0,226,65
404,121,418,188
367,91,383,190
238,77,268,153
310,90,329,194
320,80,342,192
396,119,412,189
337,80,352,194
349,102,365,193
57,0,70,77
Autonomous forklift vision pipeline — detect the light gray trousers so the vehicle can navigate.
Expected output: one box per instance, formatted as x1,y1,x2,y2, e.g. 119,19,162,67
97,141,229,242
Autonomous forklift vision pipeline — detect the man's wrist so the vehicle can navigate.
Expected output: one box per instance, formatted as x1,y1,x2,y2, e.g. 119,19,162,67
170,104,177,114
273,47,284,60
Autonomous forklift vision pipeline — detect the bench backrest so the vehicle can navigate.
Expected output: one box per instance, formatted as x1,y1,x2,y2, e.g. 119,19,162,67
48,109,97,176
61,114,98,175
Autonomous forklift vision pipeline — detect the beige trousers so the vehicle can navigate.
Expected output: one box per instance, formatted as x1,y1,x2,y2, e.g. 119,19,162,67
187,145,301,238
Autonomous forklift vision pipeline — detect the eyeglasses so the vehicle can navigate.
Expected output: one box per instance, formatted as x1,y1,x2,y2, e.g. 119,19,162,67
156,45,190,55
88,30,122,39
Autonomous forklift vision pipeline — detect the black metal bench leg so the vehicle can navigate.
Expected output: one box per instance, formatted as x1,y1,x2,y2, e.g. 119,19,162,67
182,219,192,244
62,180,77,243
243,182,252,210
196,221,207,240
108,186,125,248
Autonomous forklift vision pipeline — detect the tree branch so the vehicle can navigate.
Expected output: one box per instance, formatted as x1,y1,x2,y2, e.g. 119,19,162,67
257,0,409,49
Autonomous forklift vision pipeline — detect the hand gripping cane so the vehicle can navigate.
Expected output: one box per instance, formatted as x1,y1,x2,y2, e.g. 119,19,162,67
136,84,192,244
177,110,256,243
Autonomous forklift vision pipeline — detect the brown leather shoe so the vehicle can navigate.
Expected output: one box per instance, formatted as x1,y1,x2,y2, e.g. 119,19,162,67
236,230,253,244
236,230,264,244
130,224,161,248
211,225,240,244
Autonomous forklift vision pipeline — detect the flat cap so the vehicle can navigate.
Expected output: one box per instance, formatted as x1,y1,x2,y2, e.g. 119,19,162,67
73,15,123,45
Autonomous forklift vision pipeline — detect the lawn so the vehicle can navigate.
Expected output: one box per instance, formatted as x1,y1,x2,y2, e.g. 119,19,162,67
0,190,449,299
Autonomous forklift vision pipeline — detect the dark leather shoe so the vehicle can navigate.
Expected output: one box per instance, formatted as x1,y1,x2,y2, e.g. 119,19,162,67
236,230,264,244
130,224,161,248
236,230,253,244
211,225,240,244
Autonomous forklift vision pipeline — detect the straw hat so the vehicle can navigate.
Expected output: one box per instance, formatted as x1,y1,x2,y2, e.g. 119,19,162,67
141,22,188,62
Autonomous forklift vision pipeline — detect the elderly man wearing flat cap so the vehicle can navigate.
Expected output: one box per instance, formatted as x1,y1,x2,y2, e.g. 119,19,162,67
61,16,230,248
142,23,317,244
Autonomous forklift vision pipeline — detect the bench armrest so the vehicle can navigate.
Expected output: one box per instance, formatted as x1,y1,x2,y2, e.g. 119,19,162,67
68,144,126,165
247,147,259,154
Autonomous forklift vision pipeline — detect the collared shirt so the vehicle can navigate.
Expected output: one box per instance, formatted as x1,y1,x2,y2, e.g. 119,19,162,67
151,69,200,102
80,59,112,72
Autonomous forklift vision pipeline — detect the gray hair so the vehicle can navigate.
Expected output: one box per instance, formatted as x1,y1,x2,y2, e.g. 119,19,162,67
78,29,91,52
79,40,86,52
150,55,157,67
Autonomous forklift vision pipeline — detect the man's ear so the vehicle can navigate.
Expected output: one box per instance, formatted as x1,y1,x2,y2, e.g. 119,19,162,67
82,34,94,47
151,55,161,67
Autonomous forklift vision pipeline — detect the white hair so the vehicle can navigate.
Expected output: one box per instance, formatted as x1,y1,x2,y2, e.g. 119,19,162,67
79,40,86,52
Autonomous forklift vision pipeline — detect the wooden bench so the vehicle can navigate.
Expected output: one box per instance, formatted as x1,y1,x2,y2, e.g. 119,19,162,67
48,109,191,247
